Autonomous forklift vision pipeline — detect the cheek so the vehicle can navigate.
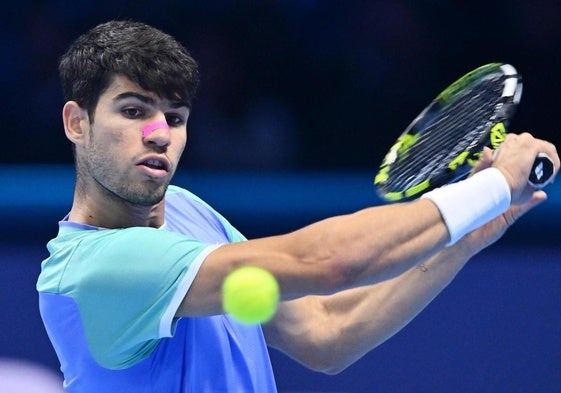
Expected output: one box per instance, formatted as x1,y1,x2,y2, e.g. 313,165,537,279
85,128,130,168
174,141,187,161
175,131,187,152
90,124,128,147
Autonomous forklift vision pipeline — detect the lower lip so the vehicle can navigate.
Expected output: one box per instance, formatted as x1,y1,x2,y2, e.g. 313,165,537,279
137,165,169,178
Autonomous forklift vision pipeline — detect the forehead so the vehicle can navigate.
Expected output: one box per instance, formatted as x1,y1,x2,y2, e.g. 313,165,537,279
102,75,156,101
101,75,188,109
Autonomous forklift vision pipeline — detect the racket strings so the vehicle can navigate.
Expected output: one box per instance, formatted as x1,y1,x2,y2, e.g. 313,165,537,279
388,76,506,190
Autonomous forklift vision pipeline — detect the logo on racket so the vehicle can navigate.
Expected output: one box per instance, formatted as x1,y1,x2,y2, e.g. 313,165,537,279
490,122,506,148
534,160,544,181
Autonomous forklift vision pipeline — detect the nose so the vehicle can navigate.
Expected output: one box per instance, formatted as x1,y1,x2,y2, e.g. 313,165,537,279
141,121,171,147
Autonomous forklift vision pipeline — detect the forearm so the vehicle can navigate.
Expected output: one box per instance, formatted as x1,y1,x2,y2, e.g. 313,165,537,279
265,197,541,374
275,169,510,296
265,242,472,374
321,244,470,372
183,169,514,317
274,199,449,296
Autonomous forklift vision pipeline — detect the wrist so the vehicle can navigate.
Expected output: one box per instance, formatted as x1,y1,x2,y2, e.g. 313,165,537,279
421,168,511,245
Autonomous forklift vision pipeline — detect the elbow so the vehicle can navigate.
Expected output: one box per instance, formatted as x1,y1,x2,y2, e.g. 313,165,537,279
300,355,350,375
292,333,354,375
316,364,348,376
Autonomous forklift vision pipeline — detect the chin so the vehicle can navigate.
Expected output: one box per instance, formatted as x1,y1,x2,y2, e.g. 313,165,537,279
139,188,168,206
121,183,169,207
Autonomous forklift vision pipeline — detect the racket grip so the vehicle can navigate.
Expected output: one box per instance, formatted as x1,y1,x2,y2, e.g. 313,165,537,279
528,153,555,189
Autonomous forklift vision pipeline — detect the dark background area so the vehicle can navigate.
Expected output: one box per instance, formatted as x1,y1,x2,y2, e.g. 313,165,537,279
3,1,561,170
1,1,561,392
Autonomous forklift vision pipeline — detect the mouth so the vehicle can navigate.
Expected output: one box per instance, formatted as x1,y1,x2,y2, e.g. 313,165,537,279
136,156,171,177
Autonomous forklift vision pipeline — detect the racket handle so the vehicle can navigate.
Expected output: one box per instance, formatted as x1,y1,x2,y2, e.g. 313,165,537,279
528,153,555,189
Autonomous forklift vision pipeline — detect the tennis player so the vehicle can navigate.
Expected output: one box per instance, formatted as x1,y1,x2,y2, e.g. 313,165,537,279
37,20,559,392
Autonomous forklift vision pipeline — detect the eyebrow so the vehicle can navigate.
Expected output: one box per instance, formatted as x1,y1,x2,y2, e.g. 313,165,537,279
114,92,188,109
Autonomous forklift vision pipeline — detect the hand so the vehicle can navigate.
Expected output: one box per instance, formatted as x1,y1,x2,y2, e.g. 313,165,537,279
490,133,559,205
458,142,551,256
456,191,546,257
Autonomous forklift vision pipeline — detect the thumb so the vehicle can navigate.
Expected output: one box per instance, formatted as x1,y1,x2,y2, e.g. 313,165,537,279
459,190,548,255
503,190,548,226
470,147,494,175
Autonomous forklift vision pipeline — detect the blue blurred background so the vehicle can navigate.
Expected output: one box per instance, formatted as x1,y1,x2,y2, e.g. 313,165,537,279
1,1,560,392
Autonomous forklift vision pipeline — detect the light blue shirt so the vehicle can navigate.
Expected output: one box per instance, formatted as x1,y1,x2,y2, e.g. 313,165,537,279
37,185,277,392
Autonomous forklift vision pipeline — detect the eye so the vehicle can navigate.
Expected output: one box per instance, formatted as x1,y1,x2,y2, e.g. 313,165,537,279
165,113,185,127
122,107,144,119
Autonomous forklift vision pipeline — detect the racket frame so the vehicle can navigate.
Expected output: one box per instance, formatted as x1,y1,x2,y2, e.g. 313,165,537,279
374,63,522,202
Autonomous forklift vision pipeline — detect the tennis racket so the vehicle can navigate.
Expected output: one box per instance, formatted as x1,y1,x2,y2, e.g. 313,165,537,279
374,63,555,202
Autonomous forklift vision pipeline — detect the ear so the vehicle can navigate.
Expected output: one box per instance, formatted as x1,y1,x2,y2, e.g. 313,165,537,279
62,101,89,145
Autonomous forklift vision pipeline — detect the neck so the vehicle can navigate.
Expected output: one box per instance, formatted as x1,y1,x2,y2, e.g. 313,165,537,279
68,179,166,229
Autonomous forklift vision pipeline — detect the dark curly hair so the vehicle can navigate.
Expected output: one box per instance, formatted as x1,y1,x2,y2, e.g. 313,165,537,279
59,20,200,121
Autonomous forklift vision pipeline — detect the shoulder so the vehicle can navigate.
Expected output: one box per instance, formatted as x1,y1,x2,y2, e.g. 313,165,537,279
38,224,212,291
165,185,216,211
164,185,246,243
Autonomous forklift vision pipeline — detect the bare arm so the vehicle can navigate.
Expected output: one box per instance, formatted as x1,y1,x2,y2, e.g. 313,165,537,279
262,193,546,373
175,133,558,356
178,198,449,316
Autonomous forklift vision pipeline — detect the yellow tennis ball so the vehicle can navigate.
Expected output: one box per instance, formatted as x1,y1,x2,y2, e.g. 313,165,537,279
222,266,280,324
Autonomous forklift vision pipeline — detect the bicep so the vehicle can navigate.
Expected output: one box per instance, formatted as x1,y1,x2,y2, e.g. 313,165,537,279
176,235,308,317
176,225,358,318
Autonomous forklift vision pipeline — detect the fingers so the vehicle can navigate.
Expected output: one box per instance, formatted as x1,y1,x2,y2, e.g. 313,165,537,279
470,147,493,175
491,132,560,204
502,190,548,226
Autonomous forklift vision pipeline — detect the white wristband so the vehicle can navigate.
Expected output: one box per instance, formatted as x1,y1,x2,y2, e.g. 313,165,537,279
421,168,511,246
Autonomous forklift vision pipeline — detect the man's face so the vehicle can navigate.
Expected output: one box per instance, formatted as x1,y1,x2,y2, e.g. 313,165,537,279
77,75,189,206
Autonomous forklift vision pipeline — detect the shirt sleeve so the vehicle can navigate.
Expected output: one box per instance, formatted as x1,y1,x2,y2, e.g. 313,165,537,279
222,218,247,243
60,226,218,369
